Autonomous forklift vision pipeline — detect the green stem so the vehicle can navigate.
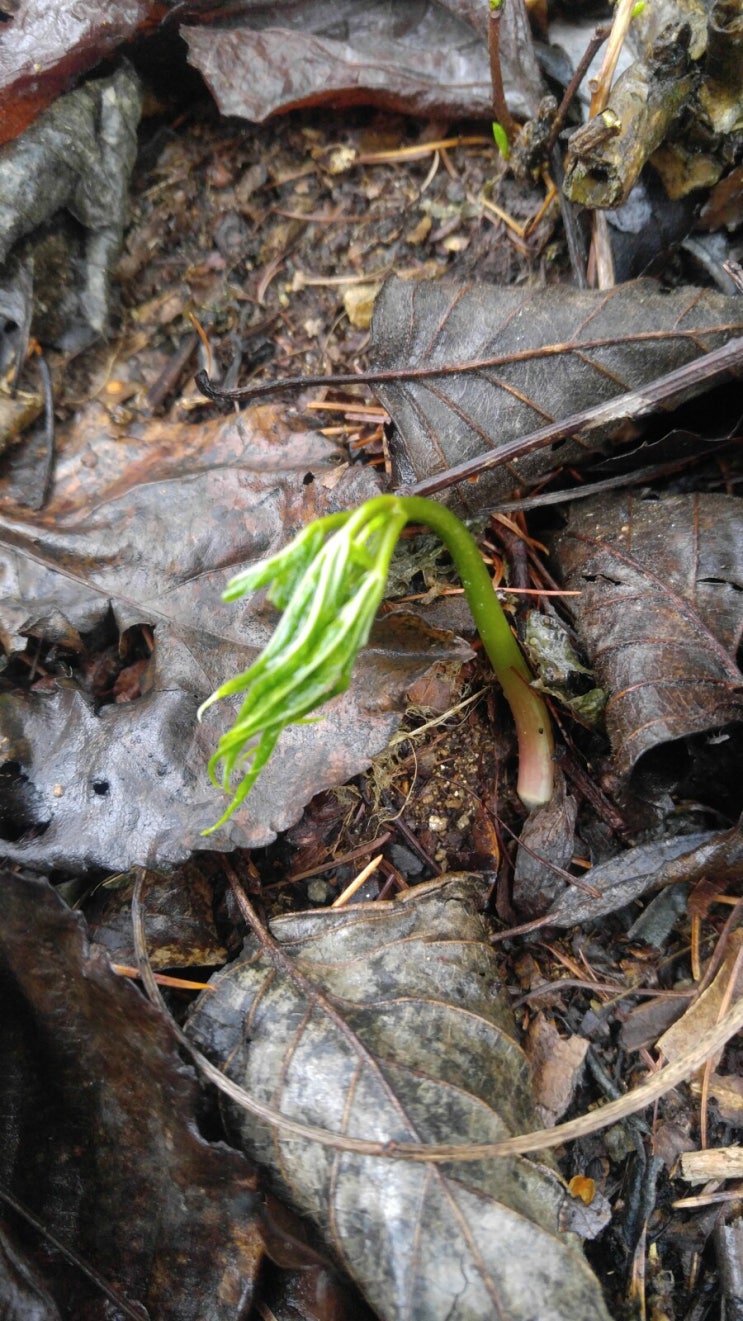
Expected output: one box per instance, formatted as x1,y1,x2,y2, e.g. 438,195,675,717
205,491,554,826
391,495,554,807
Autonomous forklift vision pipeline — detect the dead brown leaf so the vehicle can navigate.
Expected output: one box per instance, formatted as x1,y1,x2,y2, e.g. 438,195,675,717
182,0,538,125
525,1012,589,1128
0,870,262,1319
369,278,743,511
553,491,743,789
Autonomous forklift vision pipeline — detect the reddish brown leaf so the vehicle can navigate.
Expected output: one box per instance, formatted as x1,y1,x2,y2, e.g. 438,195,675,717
0,0,157,145
182,0,538,125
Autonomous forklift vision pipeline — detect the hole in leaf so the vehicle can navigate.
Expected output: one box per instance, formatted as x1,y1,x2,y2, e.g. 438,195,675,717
92,779,110,797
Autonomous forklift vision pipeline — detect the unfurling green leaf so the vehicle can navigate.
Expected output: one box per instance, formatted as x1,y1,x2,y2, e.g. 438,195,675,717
199,499,408,830
200,495,554,830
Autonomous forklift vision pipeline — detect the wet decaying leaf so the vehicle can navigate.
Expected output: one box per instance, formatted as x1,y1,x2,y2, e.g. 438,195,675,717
1,0,537,142
529,830,716,931
0,415,469,870
369,278,743,512
182,0,537,125
186,875,611,1321
0,65,142,349
0,0,152,143
552,492,743,786
0,1219,62,1321
525,1012,589,1129
0,870,262,1320
512,768,577,919
85,863,228,971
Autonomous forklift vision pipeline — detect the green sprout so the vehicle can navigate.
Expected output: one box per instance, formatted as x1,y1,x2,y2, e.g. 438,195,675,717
199,495,554,831
491,120,511,159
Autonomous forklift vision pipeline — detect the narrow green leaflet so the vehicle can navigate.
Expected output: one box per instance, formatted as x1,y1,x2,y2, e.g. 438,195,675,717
200,500,408,830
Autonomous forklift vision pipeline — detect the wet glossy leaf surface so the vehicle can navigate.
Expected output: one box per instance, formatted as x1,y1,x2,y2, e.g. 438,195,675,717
0,870,262,1320
1,0,537,142
370,278,743,511
186,875,611,1321
0,415,468,870
0,0,153,143
182,1,534,125
552,492,743,783
0,67,142,350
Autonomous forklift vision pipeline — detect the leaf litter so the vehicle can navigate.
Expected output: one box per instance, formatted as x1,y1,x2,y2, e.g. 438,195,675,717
552,490,743,790
1,9,742,1320
0,869,263,1320
369,277,743,511
0,416,471,868
186,873,612,1321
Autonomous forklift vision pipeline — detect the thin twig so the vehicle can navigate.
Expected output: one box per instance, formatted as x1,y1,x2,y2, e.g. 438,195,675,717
287,831,392,882
495,811,601,899
195,328,743,413
546,24,612,154
589,0,637,116
488,1,517,143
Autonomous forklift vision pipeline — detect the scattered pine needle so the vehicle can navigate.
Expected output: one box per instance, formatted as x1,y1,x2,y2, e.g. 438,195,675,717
332,854,385,908
112,963,214,992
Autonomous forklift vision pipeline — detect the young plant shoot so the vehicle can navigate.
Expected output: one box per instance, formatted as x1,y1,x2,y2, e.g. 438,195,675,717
199,495,554,831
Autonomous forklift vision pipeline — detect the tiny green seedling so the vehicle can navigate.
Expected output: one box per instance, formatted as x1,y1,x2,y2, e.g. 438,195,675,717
199,495,554,831
491,121,511,159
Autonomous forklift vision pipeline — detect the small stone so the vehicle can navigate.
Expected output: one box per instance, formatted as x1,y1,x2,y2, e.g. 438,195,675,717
307,879,332,905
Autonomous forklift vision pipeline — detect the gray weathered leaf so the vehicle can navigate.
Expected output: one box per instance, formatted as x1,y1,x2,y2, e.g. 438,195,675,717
541,831,715,928
0,417,468,870
370,278,743,511
186,875,612,1321
0,65,142,348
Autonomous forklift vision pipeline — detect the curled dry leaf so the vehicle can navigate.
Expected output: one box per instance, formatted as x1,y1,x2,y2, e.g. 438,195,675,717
552,491,743,786
510,830,717,933
186,874,611,1321
0,870,262,1320
369,278,743,511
